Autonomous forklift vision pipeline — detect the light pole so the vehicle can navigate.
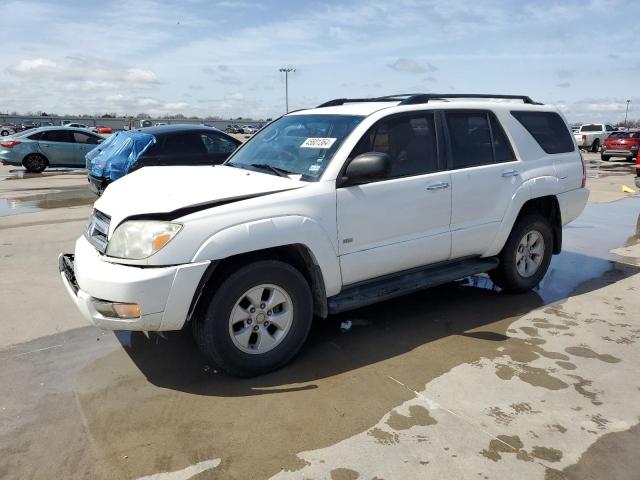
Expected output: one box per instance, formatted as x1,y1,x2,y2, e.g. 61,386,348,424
624,99,631,127
279,67,295,113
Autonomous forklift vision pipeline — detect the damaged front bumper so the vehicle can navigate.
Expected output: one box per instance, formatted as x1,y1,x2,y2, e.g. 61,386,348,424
59,235,210,331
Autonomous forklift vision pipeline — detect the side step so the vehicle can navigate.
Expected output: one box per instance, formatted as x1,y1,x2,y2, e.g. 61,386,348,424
328,257,499,314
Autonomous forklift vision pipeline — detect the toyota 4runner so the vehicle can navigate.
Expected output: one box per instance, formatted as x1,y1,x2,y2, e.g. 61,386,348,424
60,93,589,376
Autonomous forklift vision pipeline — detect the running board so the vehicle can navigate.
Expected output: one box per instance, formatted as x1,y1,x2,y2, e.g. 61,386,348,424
328,257,499,314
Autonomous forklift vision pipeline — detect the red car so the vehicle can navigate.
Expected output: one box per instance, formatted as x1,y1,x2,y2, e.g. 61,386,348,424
93,126,113,134
635,149,640,189
601,129,640,161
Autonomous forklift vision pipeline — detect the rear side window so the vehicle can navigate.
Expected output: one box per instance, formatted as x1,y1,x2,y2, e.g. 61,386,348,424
201,133,238,154
40,130,74,143
28,132,43,140
511,111,575,154
73,132,100,144
445,111,515,168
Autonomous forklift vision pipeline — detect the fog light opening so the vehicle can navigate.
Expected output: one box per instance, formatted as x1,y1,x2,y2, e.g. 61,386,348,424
93,301,141,319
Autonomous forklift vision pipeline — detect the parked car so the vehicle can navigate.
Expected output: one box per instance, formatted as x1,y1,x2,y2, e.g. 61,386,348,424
635,150,640,188
1,124,16,136
601,130,640,161
226,124,242,134
242,125,258,134
86,124,241,195
66,123,89,129
574,123,614,152
0,126,104,172
38,121,54,127
60,93,589,376
92,126,113,134
19,120,37,131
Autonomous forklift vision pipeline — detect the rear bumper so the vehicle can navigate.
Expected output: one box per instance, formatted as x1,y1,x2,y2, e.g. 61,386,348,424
557,187,589,226
59,236,210,331
601,148,638,157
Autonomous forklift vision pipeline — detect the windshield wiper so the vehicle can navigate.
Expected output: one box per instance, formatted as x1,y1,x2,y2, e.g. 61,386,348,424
250,163,295,178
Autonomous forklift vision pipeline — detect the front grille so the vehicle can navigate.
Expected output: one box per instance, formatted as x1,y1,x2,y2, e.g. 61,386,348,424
85,209,111,253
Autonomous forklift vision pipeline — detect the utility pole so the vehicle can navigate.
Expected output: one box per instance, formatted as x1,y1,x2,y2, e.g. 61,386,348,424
624,99,631,128
279,67,295,113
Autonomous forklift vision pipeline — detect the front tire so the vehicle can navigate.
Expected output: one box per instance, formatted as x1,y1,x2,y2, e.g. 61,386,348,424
601,155,610,161
192,260,313,377
1,130,9,136
489,213,553,293
23,154,48,173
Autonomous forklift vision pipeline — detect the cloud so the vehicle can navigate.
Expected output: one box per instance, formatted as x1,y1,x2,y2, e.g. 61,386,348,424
556,69,575,79
557,82,571,88
8,58,56,74
388,58,436,75
608,53,620,59
124,68,159,84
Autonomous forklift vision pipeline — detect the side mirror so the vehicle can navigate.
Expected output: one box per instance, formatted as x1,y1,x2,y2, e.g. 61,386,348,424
339,152,391,187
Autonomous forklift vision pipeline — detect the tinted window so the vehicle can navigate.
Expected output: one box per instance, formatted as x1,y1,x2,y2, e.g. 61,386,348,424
73,132,100,144
609,131,640,139
350,113,438,178
445,111,494,168
511,111,575,154
160,133,206,155
28,132,43,140
40,130,74,143
606,125,614,131
490,115,516,163
581,124,602,132
201,133,238,154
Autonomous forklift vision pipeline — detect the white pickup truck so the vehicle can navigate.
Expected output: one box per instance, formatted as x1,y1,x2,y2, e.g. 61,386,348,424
574,123,614,152
60,93,589,376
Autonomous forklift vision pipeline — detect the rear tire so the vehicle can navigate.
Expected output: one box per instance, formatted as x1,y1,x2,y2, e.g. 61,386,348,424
192,260,313,377
1,130,9,136
23,154,48,173
489,213,553,293
590,139,600,153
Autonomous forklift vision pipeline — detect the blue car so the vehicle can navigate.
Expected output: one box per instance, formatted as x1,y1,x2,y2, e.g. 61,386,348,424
0,126,104,173
86,124,241,195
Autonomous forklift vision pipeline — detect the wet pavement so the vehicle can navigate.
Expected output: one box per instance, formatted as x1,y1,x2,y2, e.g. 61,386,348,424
0,186,95,216
1,196,639,480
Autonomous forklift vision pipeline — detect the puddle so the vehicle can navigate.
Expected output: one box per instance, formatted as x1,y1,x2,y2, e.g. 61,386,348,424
584,157,636,179
0,187,95,216
0,167,86,181
0,197,639,479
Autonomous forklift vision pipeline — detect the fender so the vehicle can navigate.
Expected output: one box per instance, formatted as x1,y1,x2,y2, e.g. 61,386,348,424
484,175,563,257
191,215,343,296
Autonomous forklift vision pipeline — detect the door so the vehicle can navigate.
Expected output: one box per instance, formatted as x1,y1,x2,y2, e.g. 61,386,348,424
72,131,102,166
200,132,240,164
444,110,522,258
37,130,76,166
337,112,452,285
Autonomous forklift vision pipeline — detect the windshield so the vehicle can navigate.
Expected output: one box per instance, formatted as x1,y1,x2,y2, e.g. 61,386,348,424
580,125,602,132
226,114,364,180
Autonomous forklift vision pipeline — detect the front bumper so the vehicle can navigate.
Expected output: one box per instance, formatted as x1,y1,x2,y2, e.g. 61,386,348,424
87,174,109,195
59,235,210,331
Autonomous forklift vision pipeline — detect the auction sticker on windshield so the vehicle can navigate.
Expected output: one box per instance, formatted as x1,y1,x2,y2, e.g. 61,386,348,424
301,137,337,149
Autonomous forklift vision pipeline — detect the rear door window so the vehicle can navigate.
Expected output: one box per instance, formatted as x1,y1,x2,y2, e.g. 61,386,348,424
201,133,238,154
160,133,207,156
445,110,515,168
511,111,575,154
73,132,100,144
40,130,75,143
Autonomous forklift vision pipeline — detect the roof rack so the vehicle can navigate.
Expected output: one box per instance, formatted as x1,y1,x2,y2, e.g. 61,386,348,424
316,93,542,108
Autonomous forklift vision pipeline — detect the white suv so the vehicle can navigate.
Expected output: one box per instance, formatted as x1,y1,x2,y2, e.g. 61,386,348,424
60,93,589,376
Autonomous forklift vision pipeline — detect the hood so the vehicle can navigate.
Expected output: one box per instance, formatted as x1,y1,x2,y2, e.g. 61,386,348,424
94,165,307,228
87,131,156,181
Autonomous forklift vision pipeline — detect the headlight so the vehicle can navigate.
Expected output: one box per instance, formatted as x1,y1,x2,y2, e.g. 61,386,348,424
106,221,182,259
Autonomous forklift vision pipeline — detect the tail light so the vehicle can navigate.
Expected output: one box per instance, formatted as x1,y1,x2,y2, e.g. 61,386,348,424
582,135,586,141
580,152,587,188
0,140,21,148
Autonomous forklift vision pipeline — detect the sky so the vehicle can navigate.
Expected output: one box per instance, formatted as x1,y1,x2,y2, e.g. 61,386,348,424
1,0,639,122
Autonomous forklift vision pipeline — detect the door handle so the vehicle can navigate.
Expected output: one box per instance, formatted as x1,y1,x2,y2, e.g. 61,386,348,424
426,182,450,190
501,169,519,177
